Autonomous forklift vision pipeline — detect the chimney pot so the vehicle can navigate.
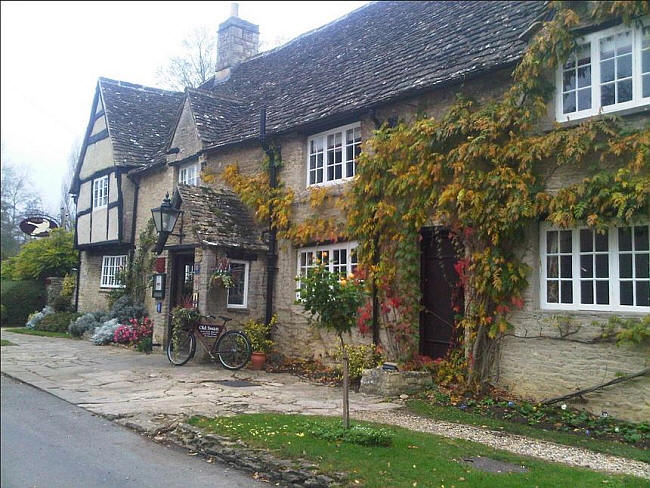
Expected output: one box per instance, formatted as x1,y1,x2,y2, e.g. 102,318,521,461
216,3,259,73
230,2,239,18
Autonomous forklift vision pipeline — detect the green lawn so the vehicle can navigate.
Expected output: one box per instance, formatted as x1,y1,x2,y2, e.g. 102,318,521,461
1,339,16,346
4,327,71,338
188,414,648,488
407,399,649,463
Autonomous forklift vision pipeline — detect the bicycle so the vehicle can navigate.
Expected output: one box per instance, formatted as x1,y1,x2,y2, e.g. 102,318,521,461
166,314,251,369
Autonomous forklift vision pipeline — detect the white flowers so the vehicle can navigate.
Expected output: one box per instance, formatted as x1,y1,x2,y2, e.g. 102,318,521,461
561,404,567,410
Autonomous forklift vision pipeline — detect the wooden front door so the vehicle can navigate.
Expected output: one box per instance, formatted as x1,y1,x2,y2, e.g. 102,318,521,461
419,228,462,359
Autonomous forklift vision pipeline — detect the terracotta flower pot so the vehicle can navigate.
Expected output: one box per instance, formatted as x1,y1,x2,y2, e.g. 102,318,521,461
250,351,267,370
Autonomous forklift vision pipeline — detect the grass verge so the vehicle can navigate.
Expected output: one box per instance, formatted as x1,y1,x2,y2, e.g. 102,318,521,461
1,339,16,346
189,414,648,488
407,399,649,463
4,327,71,338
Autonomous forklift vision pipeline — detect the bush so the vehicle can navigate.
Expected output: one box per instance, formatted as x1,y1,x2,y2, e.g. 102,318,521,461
91,318,121,345
334,344,383,381
243,316,276,353
109,295,145,323
136,337,152,353
52,293,71,312
1,280,46,326
26,306,54,329
114,317,154,346
2,229,77,280
36,312,81,333
304,421,394,447
68,313,101,337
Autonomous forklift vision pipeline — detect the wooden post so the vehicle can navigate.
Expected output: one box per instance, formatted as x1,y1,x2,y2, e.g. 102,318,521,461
342,347,350,429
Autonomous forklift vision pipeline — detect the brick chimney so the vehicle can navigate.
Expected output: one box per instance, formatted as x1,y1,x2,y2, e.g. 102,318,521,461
215,3,259,82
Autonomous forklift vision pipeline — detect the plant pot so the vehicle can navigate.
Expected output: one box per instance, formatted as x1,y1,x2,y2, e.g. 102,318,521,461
250,351,267,370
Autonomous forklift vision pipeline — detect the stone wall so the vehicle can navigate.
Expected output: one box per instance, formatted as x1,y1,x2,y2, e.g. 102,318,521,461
77,250,111,313
45,277,65,307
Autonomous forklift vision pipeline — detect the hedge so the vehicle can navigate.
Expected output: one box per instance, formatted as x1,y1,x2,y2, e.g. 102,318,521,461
1,280,46,326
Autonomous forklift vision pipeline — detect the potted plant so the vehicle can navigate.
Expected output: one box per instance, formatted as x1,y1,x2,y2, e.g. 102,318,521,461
209,257,234,289
244,316,276,370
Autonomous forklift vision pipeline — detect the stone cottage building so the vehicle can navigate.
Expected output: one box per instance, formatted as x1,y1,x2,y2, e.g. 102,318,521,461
71,2,649,421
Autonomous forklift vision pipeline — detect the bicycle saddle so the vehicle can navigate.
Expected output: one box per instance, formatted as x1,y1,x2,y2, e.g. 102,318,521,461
219,316,232,323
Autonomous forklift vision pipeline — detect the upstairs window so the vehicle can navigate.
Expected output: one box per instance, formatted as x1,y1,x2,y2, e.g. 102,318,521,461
101,255,127,288
557,22,649,121
540,223,649,311
92,175,109,209
307,123,361,186
179,162,200,186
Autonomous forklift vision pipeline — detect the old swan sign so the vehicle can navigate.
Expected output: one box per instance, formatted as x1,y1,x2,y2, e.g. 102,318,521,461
19,216,59,237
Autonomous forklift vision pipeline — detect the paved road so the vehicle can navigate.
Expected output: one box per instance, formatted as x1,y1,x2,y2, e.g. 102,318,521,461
1,375,262,488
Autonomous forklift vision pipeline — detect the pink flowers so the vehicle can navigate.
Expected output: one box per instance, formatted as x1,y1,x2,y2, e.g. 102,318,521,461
113,317,153,344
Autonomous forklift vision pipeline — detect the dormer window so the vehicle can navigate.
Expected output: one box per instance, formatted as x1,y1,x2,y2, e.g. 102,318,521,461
179,162,200,186
307,123,361,186
556,21,650,121
92,175,108,209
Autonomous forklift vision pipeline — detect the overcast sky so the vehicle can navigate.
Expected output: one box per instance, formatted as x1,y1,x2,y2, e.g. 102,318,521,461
0,1,367,216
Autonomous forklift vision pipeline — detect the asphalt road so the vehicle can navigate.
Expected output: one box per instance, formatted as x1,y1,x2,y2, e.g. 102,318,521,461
1,375,263,488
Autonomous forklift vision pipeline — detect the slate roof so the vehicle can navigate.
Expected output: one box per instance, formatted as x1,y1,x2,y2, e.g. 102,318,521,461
176,184,267,252
196,0,548,148
99,78,184,166
185,88,253,145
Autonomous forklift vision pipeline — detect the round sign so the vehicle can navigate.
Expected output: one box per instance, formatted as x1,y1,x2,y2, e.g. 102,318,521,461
19,215,59,237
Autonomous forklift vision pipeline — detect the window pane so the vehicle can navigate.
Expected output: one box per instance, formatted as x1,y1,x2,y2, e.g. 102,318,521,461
600,59,615,82
595,230,608,252
577,88,592,111
618,79,632,103
581,281,593,304
547,231,558,253
580,229,592,252
601,83,615,106
637,282,650,306
634,226,649,251
617,54,632,79
636,254,650,279
615,31,632,55
563,92,576,114
596,281,609,305
560,231,572,253
561,255,572,278
620,281,633,305
619,227,632,251
561,281,573,303
547,256,558,278
619,254,633,278
644,74,650,98
600,36,615,59
580,255,593,278
577,65,591,88
644,50,650,73
563,70,576,91
595,255,608,278
547,281,559,303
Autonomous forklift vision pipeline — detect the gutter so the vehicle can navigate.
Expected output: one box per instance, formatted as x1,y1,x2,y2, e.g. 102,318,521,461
259,108,278,326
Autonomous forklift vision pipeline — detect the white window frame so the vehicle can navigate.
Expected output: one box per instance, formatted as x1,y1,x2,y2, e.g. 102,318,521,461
178,162,200,186
306,122,361,187
555,20,650,122
540,223,649,311
92,175,109,209
100,255,127,288
227,260,249,309
296,241,359,298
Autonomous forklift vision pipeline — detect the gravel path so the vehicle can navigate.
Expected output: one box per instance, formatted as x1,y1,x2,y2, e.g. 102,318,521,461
355,409,650,480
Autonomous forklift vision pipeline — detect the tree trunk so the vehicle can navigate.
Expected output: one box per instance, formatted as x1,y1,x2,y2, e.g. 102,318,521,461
339,334,350,429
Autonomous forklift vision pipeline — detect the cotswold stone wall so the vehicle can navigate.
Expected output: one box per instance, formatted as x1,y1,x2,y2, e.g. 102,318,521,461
77,250,110,313
494,223,650,423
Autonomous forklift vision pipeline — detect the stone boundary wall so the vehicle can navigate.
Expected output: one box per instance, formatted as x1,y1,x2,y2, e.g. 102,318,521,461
168,423,344,488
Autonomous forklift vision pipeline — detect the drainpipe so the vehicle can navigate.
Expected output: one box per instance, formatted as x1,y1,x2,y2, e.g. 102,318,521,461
260,108,277,325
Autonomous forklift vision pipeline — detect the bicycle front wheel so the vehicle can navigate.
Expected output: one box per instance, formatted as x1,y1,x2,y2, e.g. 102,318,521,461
166,328,196,366
215,331,251,370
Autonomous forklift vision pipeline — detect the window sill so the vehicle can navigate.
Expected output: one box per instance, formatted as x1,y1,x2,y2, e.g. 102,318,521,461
539,304,649,314
555,102,650,126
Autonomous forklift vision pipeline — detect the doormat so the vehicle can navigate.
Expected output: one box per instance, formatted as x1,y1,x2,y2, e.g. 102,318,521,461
460,456,528,473
215,380,258,388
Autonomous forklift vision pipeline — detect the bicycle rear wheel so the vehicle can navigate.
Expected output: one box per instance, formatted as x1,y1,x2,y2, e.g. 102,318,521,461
166,328,196,366
215,330,251,370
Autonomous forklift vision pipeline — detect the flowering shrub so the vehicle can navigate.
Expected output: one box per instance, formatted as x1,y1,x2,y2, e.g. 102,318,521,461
333,344,383,381
113,317,154,345
91,318,121,345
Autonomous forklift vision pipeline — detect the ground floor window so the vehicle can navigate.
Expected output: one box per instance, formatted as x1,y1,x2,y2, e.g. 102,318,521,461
297,241,358,295
227,260,249,308
540,223,649,311
101,255,127,288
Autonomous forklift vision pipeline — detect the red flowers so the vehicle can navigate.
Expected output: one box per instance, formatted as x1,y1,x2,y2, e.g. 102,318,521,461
114,317,153,344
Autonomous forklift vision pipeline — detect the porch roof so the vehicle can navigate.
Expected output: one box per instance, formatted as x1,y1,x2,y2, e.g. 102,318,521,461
176,184,268,252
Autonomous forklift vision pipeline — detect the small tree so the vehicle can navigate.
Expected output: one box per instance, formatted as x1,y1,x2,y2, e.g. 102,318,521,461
298,263,366,428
